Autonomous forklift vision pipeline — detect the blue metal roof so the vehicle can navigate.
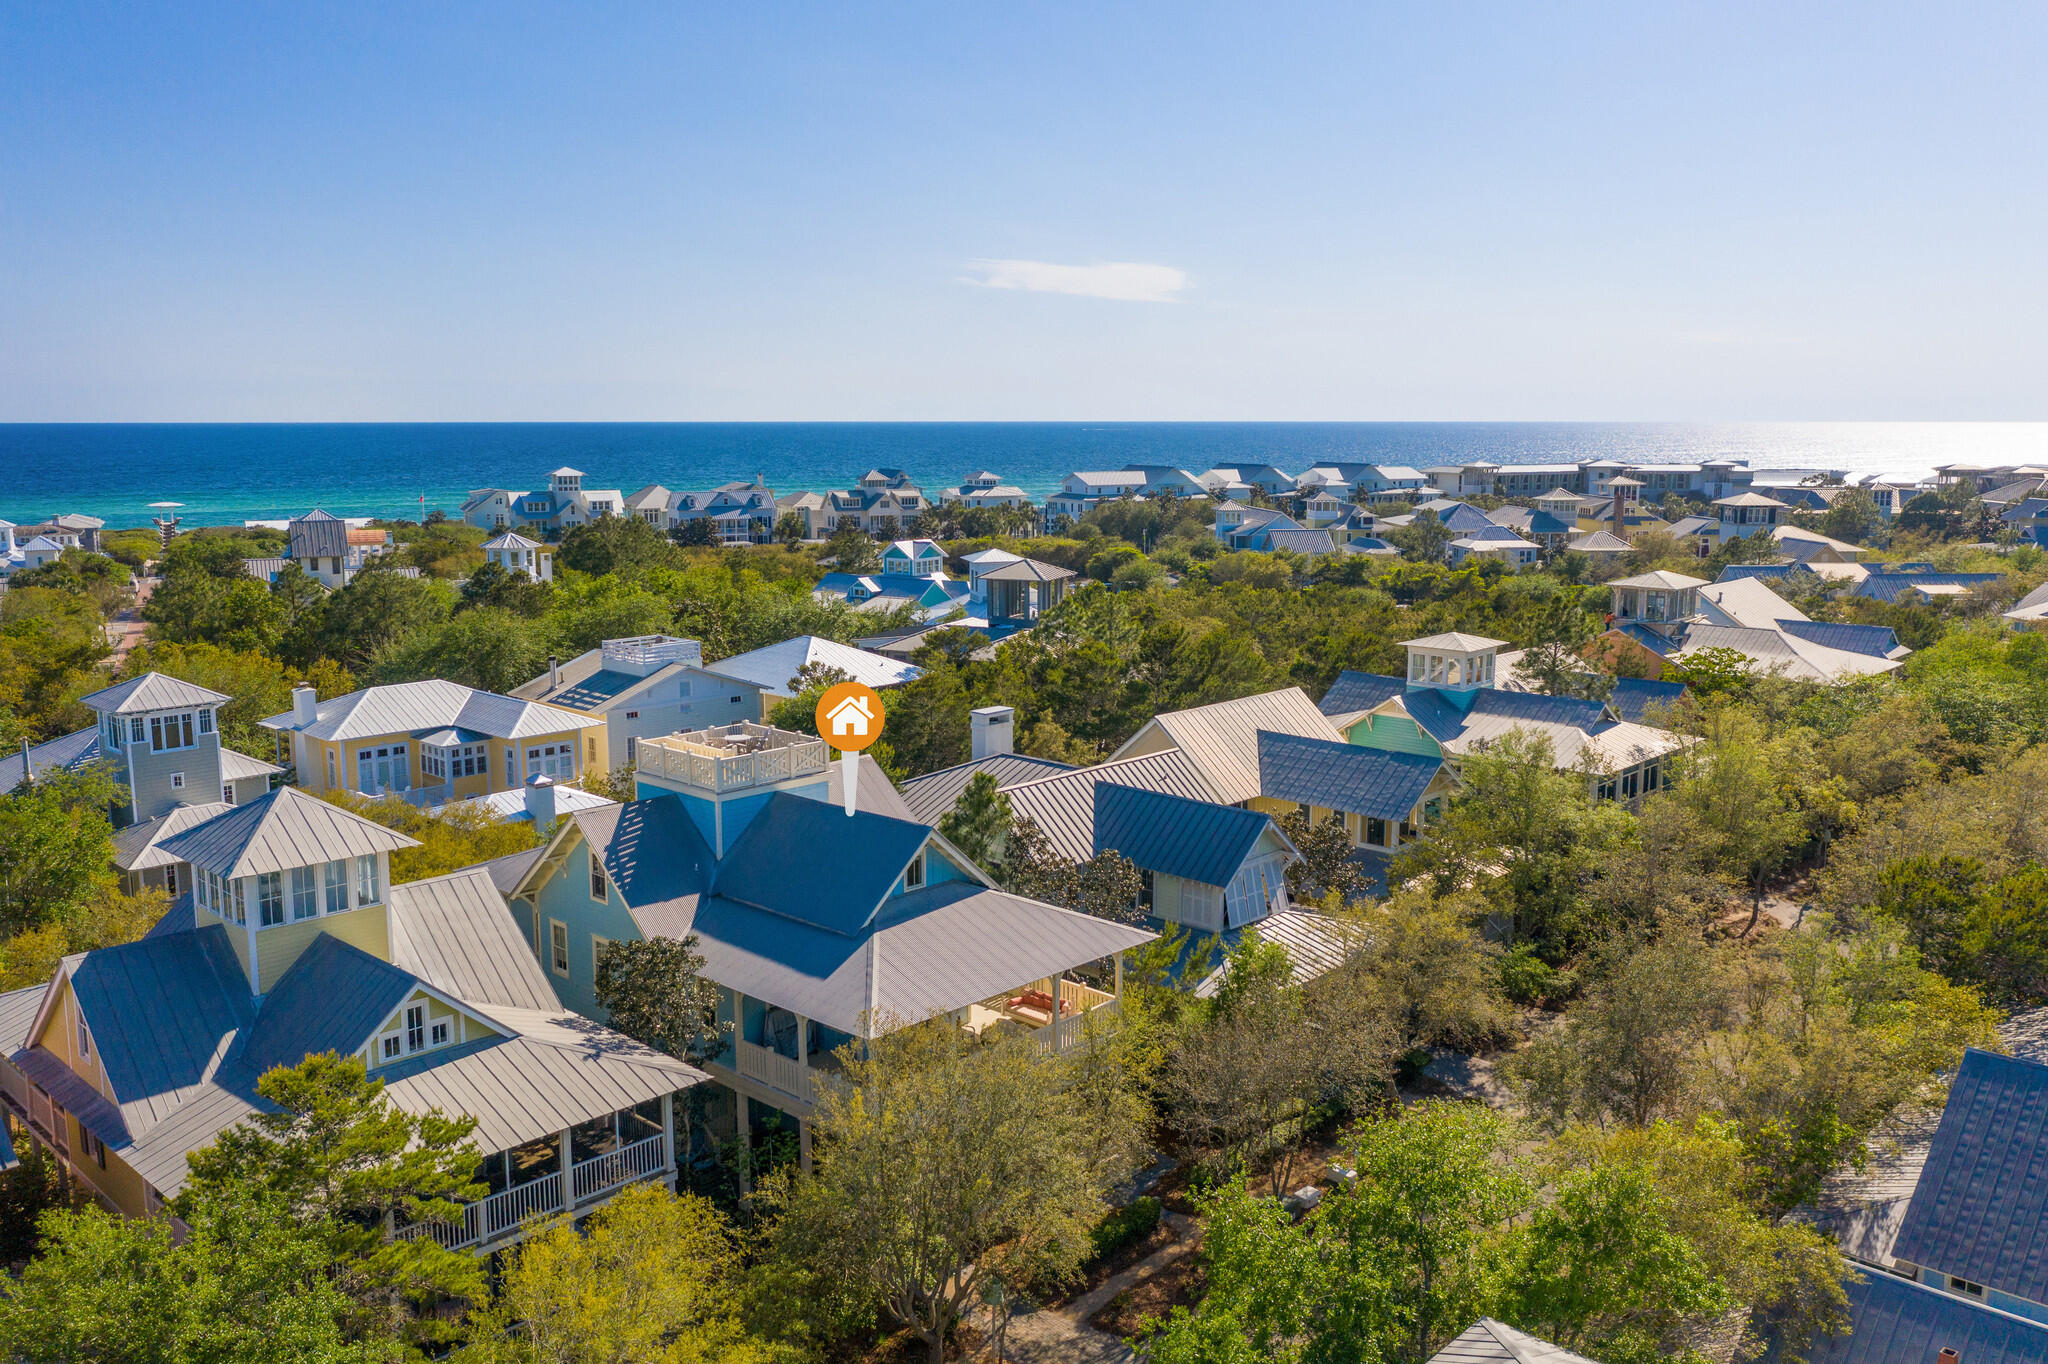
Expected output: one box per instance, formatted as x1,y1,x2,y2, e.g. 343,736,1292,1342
1770,1267,2048,1364
1257,730,1440,820
1718,562,1796,581
1778,620,1902,658
1399,686,1610,745
1319,671,1407,716
0,726,105,791
1258,529,1337,554
1894,1049,2048,1305
1856,573,2004,603
547,669,644,712
2001,498,2048,522
242,935,417,1075
1606,677,1689,724
1426,502,1497,531
1619,622,1682,656
1093,782,1275,889
715,792,931,935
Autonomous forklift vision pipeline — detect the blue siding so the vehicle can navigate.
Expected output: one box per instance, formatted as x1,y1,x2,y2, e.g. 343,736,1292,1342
530,843,647,1020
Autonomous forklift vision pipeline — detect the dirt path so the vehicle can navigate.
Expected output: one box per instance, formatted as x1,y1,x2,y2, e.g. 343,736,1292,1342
978,1212,1200,1364
105,569,153,665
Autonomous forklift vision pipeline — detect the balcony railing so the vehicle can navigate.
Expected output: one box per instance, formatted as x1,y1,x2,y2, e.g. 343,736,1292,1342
637,724,829,793
396,1133,669,1252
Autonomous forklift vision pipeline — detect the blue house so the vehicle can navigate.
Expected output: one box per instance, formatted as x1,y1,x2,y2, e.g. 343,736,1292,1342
501,721,1152,1173
880,538,946,577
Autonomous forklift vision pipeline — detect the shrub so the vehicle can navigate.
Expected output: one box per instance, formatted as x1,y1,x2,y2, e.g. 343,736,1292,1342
1088,1195,1162,1263
1500,943,1558,1005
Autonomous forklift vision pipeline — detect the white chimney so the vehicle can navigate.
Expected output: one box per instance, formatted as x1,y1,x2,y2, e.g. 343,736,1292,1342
548,655,561,690
292,686,318,725
971,705,1015,761
526,774,557,827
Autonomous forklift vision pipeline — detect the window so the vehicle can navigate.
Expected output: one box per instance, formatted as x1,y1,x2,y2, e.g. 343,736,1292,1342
324,859,348,914
197,709,213,734
325,749,336,786
406,1005,425,1053
587,737,597,764
1949,1275,1985,1297
150,711,195,752
76,1016,89,1058
430,1020,450,1046
84,1129,106,1169
623,710,639,720
549,920,570,975
196,871,210,911
424,742,488,780
222,782,235,805
164,865,179,898
527,743,574,779
291,866,318,920
590,859,609,901
904,853,925,889
130,717,145,743
356,743,410,794
592,935,611,982
257,872,284,926
356,855,380,906
169,772,185,789
381,1033,401,1061
232,878,247,924
1366,817,1389,847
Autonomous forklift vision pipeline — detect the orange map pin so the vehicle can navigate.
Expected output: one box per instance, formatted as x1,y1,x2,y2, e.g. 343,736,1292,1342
815,682,884,816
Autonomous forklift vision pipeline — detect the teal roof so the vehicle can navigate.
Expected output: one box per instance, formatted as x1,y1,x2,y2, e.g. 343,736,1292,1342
1257,730,1440,821
714,793,931,935
1092,782,1275,889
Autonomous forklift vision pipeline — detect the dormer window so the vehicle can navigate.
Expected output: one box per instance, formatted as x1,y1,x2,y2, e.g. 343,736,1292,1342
905,852,926,889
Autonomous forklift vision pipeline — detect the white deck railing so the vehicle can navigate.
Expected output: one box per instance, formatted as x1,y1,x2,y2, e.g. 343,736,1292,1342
397,1133,668,1251
572,1132,668,1203
736,1038,818,1104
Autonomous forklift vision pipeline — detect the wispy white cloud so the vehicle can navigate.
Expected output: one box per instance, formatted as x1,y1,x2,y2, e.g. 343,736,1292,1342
962,258,1188,303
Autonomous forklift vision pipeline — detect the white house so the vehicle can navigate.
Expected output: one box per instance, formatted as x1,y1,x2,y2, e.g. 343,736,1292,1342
481,531,553,583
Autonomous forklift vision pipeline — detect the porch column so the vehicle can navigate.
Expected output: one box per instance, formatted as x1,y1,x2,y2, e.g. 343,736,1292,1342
1048,969,1064,1054
558,1128,574,1212
660,1092,676,1185
736,1094,751,1195
794,1012,811,1104
799,1119,813,1175
1113,953,1124,999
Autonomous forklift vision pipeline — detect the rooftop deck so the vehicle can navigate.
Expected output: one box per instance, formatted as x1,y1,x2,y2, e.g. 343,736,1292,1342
636,722,830,793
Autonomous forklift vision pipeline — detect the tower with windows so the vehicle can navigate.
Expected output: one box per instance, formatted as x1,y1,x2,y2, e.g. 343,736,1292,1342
81,673,235,825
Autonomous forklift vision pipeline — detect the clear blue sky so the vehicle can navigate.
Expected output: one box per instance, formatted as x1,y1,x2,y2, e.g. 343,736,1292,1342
3,2,2044,421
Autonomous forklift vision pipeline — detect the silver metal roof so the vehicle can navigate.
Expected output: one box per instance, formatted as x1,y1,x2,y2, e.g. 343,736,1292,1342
258,678,608,742
899,752,1076,825
111,802,236,872
1121,687,1342,806
79,672,232,715
1428,1318,1598,1364
1003,751,1214,863
157,786,420,878
387,867,560,1012
218,747,282,781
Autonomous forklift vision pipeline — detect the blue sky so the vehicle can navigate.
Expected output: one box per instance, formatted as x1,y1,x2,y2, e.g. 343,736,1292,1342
2,2,2044,420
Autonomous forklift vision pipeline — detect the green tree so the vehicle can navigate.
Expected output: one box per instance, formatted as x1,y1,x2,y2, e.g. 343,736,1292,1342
1959,864,2048,1002
180,1052,486,1352
824,521,878,572
561,515,680,576
0,763,123,936
1875,853,1984,975
459,1184,770,1364
671,517,721,548
1517,592,1613,701
1275,809,1373,905
757,1026,1140,1364
311,573,454,670
1678,708,1807,930
775,512,809,546
1003,816,1146,924
937,770,1012,876
0,1186,397,1364
593,934,731,1069
367,608,550,693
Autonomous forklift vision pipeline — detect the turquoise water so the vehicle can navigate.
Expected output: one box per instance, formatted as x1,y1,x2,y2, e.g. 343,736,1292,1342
4,422,2045,529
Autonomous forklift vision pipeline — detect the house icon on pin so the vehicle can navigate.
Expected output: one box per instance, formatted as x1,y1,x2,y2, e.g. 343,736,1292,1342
826,694,873,738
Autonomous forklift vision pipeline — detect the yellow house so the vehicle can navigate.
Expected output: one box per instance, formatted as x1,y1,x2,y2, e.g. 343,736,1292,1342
260,678,609,803
0,786,700,1250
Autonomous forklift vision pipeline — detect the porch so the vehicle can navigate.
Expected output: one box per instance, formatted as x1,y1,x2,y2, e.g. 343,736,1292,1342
395,1095,674,1253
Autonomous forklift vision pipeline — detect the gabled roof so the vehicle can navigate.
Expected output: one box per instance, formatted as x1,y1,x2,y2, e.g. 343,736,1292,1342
714,794,933,934
1003,751,1216,864
1261,529,1339,554
710,635,923,699
1257,730,1441,821
1674,624,1904,681
112,802,235,872
80,672,232,715
1698,577,1807,630
1855,572,2004,604
1566,530,1632,552
1398,688,1683,769
1715,491,1787,507
1093,783,1279,888
259,678,608,742
570,797,716,940
219,747,283,782
1606,677,1689,725
157,786,420,878
1115,687,1341,805
1429,1317,1599,1364
0,725,106,790
899,753,1077,825
1894,1049,2048,1304
1777,620,1906,660
1318,671,1407,717
242,935,423,1075
387,866,561,1011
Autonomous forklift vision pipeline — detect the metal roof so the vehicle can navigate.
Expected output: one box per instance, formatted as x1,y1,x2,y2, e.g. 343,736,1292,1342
1697,577,1804,630
111,802,235,872
479,846,545,897
1428,1318,1599,1364
820,751,919,824
242,935,419,1075
1188,909,1365,998
1766,1268,2048,1364
0,726,106,789
1126,687,1341,805
1257,730,1441,821
1004,751,1216,863
1398,689,1685,769
899,753,1077,825
979,558,1078,583
79,672,232,715
685,882,1154,1037
714,794,930,934
259,678,607,742
0,985,42,1052
1609,570,1709,590
480,531,543,550
1093,783,1276,888
387,866,561,1011
1674,624,1902,682
62,924,254,1139
1402,632,1506,651
1855,572,2004,604
288,511,350,561
573,797,715,940
1778,620,1905,660
709,636,923,699
218,747,282,781
157,786,420,878
1261,529,1338,554
1894,1049,2048,1303
1606,677,1689,725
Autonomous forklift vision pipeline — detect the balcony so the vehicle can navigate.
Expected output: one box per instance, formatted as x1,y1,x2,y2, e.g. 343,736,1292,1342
636,723,829,793
395,1132,669,1253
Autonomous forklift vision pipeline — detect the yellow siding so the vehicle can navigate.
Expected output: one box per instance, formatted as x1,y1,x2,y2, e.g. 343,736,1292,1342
255,904,390,993
72,1134,151,1219
1117,723,1177,760
1245,795,1294,818
367,988,501,1068
330,724,607,797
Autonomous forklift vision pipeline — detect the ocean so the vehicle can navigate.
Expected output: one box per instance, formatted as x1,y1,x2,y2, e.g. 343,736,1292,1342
4,422,2046,530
